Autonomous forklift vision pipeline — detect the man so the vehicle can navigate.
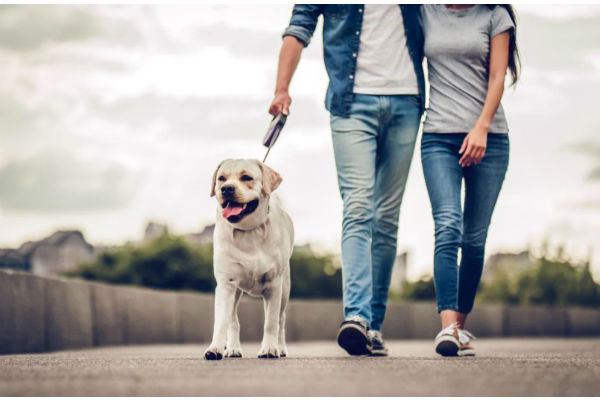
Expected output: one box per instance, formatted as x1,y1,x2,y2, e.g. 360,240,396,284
269,5,425,356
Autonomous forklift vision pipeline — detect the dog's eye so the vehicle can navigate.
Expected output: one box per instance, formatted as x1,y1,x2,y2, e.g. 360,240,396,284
218,176,226,182
241,175,253,182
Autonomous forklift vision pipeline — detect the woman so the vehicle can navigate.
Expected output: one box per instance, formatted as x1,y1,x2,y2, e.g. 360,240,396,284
420,4,520,356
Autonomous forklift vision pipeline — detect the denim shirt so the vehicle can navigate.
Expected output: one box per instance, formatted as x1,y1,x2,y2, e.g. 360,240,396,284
283,4,425,117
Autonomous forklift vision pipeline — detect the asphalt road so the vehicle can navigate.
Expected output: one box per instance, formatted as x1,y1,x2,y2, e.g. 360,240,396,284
1,339,599,396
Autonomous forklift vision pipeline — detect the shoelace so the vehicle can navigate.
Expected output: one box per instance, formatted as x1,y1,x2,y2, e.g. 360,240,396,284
347,315,367,327
435,322,459,339
458,328,476,345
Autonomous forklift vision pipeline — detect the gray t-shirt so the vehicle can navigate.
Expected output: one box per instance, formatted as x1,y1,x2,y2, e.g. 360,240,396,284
421,5,515,134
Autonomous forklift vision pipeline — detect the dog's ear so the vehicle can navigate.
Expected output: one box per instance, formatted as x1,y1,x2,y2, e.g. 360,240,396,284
257,161,282,196
210,160,227,197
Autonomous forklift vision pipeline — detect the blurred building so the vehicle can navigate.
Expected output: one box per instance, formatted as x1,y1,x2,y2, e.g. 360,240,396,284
184,224,215,246
20,231,95,276
142,221,215,246
0,249,27,271
482,250,534,282
0,231,96,276
389,252,408,293
143,222,169,242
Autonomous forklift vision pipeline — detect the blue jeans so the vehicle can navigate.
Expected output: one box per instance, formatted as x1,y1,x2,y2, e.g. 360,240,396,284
421,133,509,314
331,94,421,330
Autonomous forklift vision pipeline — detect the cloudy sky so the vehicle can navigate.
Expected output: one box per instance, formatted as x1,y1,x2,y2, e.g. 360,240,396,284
0,4,599,279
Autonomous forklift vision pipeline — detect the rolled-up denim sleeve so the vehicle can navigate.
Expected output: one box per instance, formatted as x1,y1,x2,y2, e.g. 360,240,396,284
282,4,323,47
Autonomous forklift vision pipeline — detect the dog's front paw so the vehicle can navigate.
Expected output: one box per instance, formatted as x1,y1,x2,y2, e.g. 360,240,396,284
258,344,280,359
224,347,243,358
280,345,288,358
204,346,224,361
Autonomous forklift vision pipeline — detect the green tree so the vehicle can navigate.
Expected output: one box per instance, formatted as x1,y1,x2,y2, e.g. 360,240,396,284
398,247,600,308
478,250,600,307
289,248,342,298
66,235,215,292
68,235,344,298
400,275,436,301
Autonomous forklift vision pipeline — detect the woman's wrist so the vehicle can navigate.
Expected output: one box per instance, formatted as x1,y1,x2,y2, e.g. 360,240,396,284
474,120,491,134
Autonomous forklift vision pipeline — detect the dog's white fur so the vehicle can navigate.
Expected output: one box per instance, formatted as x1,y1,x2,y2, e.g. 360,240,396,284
204,159,294,360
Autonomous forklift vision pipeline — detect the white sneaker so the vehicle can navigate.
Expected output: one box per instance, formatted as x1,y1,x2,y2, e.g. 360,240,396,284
434,322,460,357
457,328,476,357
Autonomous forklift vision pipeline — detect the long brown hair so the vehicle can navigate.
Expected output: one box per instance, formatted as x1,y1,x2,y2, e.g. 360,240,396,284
487,4,521,86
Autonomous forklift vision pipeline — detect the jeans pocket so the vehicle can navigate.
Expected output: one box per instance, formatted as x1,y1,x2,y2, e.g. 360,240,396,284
488,134,510,154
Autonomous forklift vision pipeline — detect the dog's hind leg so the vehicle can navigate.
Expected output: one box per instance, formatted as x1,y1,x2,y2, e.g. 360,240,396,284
278,267,290,357
224,288,243,358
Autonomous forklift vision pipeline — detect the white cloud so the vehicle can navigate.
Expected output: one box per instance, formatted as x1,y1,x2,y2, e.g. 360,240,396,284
0,5,599,279
518,5,600,19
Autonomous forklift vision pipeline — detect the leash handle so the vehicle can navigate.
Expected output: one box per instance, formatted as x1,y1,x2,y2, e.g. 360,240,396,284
262,113,287,163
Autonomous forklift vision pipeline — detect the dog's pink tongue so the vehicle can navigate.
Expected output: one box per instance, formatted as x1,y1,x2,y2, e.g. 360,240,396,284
222,204,244,219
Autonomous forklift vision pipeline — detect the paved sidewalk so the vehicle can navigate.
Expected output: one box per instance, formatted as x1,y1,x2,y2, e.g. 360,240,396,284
1,339,599,396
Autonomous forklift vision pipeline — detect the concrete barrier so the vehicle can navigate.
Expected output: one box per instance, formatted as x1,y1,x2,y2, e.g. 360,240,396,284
1,269,599,355
0,270,46,354
383,302,435,338
380,303,410,338
467,304,505,337
238,297,265,342
383,302,441,339
90,283,126,346
504,305,569,336
178,292,213,343
119,286,179,344
286,299,343,341
566,308,600,336
45,277,94,351
383,303,505,338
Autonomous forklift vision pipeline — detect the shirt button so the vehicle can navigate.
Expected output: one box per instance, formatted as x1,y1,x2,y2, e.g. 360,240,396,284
358,8,363,13
349,74,354,79
352,53,357,58
355,30,360,35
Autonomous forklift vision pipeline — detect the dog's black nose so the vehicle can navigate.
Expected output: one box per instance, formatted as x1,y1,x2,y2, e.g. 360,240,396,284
221,185,235,196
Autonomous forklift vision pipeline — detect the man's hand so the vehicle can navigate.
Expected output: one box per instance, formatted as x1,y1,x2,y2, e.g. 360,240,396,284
269,90,291,116
269,36,303,116
459,123,488,167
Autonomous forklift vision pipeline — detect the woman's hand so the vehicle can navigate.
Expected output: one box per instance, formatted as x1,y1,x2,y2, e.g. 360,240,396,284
458,31,510,168
459,124,488,167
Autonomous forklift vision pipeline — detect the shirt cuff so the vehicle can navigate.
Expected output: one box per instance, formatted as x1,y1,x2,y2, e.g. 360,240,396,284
282,25,312,47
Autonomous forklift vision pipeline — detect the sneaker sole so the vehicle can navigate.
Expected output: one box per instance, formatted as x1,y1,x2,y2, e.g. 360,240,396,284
435,336,459,357
458,348,476,357
369,348,388,357
337,325,371,356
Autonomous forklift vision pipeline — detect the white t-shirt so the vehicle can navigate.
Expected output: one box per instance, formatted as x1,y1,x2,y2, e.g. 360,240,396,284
353,4,418,95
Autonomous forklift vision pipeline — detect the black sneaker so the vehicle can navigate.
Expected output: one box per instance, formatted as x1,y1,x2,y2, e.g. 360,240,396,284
368,330,388,357
337,316,372,356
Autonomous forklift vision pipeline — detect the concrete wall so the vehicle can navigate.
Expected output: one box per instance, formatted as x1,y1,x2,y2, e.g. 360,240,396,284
1,269,599,354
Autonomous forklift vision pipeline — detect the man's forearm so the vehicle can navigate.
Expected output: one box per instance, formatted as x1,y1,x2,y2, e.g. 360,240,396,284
274,36,304,94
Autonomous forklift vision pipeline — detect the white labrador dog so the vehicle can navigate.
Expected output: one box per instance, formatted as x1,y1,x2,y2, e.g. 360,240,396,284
204,159,294,360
